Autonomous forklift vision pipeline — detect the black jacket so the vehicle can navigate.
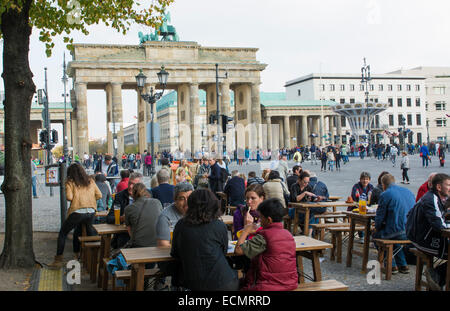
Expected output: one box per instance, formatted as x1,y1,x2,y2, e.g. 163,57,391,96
223,176,245,206
406,190,450,258
208,163,223,192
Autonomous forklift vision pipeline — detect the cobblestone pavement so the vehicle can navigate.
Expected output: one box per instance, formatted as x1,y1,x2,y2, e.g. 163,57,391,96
0,153,446,290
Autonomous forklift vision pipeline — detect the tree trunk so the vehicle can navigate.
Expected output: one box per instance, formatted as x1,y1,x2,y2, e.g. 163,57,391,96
0,0,37,268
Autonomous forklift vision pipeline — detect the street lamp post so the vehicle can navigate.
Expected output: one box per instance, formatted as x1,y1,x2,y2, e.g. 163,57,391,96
215,64,228,159
361,58,372,155
59,54,69,225
135,66,169,178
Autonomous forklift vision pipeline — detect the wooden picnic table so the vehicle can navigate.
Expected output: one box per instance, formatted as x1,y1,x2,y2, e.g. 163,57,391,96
328,196,342,201
288,201,358,236
92,223,128,290
121,235,332,291
441,229,450,291
342,211,376,273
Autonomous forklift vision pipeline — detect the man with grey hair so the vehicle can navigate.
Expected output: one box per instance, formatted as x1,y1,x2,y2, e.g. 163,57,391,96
151,169,175,207
156,182,194,248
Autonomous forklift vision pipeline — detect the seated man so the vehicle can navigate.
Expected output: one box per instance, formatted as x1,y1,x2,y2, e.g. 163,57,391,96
286,165,302,192
247,171,265,186
350,171,374,209
106,172,143,249
223,170,246,207
115,169,130,193
155,182,194,290
406,173,450,290
307,171,329,222
95,154,119,190
373,174,415,274
151,169,175,207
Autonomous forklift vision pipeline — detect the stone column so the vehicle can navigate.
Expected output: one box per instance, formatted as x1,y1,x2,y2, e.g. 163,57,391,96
312,116,320,145
220,82,231,157
301,115,308,146
336,115,342,144
279,118,284,148
75,82,88,156
190,83,201,157
251,83,263,148
111,82,124,157
284,115,290,149
266,116,272,151
105,84,113,155
320,114,325,147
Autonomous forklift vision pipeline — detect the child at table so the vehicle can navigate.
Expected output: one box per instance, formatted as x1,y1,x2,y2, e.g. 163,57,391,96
234,198,298,291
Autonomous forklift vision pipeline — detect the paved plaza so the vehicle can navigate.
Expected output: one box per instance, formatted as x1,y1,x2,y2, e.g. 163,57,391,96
0,153,446,291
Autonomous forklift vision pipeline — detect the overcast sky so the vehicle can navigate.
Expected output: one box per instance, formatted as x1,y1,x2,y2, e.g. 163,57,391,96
3,0,450,140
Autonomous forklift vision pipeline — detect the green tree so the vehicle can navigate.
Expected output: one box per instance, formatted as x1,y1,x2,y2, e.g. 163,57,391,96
0,0,173,269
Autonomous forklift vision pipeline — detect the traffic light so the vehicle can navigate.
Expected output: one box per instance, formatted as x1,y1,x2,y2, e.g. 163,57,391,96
39,130,48,145
51,129,58,144
221,115,233,133
209,114,217,124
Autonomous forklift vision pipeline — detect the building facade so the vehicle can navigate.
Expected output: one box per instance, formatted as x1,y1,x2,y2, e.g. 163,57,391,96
285,73,428,144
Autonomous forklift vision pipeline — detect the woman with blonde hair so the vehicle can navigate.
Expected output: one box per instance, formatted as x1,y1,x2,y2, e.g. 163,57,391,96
262,169,271,182
176,160,192,184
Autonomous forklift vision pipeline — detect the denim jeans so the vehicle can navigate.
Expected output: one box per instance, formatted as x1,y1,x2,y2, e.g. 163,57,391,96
328,160,334,171
32,176,37,197
373,231,408,267
422,156,429,167
57,212,96,255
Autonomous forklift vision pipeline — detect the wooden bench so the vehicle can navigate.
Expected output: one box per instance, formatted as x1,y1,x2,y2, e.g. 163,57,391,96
294,279,348,291
78,235,101,272
84,241,101,283
373,239,411,280
410,248,434,291
329,226,365,263
112,268,161,291
310,223,351,242
315,213,348,224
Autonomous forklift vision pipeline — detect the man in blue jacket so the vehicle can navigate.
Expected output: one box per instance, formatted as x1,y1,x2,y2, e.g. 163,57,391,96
374,173,415,274
420,142,430,168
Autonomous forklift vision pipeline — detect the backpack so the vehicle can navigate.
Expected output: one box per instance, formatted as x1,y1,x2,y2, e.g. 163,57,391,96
220,167,230,183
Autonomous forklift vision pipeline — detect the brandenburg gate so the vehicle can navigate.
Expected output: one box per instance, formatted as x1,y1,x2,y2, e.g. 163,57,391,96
67,41,267,157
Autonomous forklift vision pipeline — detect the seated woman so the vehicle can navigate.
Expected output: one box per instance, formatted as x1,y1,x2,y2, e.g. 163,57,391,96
170,189,239,291
234,198,298,291
233,184,265,240
124,183,163,248
262,170,289,209
350,171,374,210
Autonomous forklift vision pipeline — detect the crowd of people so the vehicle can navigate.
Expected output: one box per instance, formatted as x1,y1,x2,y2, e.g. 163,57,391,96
43,138,450,291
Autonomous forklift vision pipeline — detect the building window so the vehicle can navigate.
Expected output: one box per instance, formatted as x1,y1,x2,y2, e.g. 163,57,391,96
350,98,355,103
388,98,393,107
417,133,422,145
375,115,380,128
389,114,394,126
379,84,384,91
415,84,420,91
320,84,325,91
435,101,446,110
340,98,345,104
341,116,346,127
350,84,355,91
330,98,336,102
433,87,445,95
298,89,301,96
360,84,365,91
436,118,447,127
398,114,404,126
416,114,421,126
406,98,412,107
398,85,402,91
329,84,335,91
415,98,420,107
370,84,374,91
406,84,411,91
340,84,345,91
426,103,428,111
407,114,412,126
388,84,393,91
397,98,402,107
